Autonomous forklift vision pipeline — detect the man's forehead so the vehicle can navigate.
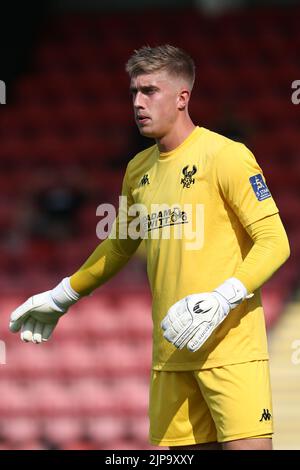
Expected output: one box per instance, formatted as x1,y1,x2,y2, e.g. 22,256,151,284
130,71,169,88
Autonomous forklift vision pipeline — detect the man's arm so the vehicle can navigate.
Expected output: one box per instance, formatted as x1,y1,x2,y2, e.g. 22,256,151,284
9,167,141,342
70,227,141,296
234,213,290,293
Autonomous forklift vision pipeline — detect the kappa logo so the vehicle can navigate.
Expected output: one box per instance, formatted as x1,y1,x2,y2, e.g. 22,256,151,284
139,174,150,186
259,409,272,422
181,165,197,188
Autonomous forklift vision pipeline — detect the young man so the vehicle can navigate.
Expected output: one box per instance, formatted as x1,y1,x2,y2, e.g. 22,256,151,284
10,45,290,450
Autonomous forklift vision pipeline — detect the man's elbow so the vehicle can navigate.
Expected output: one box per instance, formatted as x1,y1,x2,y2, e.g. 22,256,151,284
282,235,291,263
277,231,291,268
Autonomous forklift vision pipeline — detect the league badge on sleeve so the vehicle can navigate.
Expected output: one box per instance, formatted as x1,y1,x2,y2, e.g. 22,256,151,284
249,174,272,201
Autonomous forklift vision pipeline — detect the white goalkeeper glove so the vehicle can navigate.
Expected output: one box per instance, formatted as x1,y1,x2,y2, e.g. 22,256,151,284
161,277,253,353
9,278,81,343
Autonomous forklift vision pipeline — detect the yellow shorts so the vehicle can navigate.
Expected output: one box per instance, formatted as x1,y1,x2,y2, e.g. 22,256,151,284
149,360,273,446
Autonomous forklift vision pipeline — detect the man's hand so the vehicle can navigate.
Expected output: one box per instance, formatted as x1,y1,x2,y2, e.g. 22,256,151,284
161,277,252,352
9,278,81,343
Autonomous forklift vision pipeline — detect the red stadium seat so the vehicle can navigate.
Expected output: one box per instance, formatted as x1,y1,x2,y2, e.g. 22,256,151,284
5,343,56,378
86,416,126,444
29,380,77,416
117,379,149,414
128,416,150,442
70,378,117,415
0,417,40,442
43,417,83,445
0,382,30,416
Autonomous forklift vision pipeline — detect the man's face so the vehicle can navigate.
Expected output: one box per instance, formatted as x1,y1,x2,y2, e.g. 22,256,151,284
130,70,182,139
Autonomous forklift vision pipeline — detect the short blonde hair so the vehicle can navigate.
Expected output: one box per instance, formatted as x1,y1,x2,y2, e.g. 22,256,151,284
125,44,195,90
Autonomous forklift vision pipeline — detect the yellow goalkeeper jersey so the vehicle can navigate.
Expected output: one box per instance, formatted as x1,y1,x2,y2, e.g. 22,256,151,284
121,126,279,370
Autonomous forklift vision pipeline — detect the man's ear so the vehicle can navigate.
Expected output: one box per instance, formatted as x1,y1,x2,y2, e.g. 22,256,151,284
177,89,190,111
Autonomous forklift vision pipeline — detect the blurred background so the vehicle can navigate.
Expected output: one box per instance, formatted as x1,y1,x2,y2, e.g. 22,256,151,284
0,0,300,450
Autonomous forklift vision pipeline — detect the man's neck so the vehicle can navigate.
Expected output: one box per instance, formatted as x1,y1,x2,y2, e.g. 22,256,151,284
156,119,196,153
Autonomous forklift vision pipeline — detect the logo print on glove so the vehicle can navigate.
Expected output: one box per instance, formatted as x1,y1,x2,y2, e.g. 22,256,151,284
193,300,211,314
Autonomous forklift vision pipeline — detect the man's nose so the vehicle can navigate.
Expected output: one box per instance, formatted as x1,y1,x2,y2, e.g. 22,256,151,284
134,92,144,109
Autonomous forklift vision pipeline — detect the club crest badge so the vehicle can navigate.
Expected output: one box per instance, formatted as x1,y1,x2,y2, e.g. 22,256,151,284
181,165,197,188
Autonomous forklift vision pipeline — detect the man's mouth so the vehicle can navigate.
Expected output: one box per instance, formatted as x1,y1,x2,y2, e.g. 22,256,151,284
136,115,150,125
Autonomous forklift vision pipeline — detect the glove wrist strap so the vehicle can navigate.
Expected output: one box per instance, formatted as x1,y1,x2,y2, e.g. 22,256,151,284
51,277,81,310
213,277,252,311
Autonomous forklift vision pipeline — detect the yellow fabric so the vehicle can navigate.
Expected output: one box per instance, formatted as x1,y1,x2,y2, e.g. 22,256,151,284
71,126,289,370
70,172,142,295
235,213,290,293
149,360,273,446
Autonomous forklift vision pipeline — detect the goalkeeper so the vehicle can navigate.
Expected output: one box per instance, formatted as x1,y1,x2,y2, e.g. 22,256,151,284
10,45,290,450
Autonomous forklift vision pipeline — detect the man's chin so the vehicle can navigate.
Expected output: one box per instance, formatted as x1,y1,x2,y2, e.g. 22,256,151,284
138,126,157,138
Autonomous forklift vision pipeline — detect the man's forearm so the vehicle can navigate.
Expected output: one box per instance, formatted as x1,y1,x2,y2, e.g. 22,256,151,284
234,213,290,294
70,237,137,295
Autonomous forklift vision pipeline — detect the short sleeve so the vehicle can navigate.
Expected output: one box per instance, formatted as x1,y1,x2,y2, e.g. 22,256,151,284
215,142,279,227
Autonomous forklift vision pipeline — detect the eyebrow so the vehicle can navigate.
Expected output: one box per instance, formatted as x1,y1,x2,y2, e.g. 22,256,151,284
129,85,159,94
